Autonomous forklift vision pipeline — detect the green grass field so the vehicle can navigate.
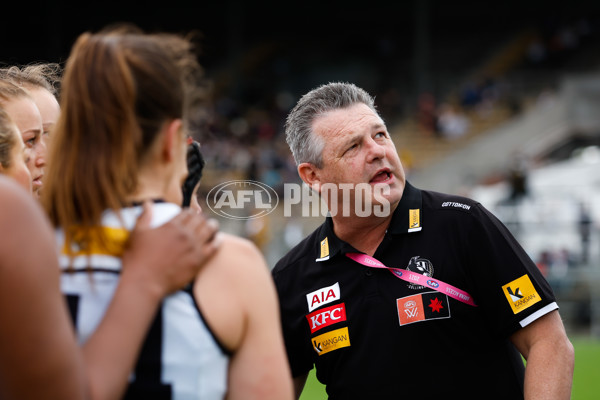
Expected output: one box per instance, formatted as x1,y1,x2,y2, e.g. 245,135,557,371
299,337,600,399
571,337,600,399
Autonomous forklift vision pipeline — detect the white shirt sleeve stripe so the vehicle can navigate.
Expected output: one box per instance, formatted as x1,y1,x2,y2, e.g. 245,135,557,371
519,302,559,328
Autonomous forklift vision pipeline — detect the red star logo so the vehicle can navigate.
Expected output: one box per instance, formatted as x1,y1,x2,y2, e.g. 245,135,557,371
429,297,444,313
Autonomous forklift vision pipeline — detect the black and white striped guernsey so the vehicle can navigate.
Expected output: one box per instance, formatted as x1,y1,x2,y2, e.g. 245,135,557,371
57,202,230,400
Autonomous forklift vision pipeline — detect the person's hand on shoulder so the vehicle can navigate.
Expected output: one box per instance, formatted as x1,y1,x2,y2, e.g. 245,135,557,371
122,201,221,299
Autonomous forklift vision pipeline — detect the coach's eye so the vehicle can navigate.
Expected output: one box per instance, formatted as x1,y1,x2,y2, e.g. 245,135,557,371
342,143,358,156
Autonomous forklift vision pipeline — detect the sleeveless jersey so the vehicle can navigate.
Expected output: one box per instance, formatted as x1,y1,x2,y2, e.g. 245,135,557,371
57,202,230,400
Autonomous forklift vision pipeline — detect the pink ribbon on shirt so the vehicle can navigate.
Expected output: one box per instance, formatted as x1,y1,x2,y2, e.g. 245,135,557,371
346,252,477,307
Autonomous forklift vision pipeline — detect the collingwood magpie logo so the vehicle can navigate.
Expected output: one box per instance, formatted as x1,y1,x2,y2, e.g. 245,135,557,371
406,256,434,290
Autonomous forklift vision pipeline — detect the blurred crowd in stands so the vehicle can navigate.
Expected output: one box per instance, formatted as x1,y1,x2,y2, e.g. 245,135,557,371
416,16,598,140
191,14,600,253
197,14,598,201
194,92,300,197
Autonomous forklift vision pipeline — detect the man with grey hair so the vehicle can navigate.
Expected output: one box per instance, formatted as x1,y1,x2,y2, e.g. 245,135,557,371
272,82,574,399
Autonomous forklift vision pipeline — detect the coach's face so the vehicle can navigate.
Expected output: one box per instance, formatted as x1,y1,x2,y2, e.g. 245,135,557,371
298,103,405,216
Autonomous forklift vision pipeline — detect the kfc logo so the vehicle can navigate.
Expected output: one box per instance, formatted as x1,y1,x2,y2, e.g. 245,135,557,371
306,303,347,333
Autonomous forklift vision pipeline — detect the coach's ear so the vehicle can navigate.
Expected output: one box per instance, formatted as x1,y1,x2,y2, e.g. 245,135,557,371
297,162,322,193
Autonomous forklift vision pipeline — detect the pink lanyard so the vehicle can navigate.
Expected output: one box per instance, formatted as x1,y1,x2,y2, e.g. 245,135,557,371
346,253,477,307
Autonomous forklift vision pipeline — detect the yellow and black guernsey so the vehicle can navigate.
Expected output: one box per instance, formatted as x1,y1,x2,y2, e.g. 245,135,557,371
272,181,557,399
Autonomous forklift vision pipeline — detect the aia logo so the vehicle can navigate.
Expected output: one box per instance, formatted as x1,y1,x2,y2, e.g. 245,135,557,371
305,282,340,312
206,180,278,220
306,303,347,333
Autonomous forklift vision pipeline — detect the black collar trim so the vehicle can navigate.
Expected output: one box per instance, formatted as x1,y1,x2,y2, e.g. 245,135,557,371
314,181,423,262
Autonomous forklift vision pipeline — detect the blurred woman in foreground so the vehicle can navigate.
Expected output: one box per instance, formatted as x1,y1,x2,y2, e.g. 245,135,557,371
42,24,293,400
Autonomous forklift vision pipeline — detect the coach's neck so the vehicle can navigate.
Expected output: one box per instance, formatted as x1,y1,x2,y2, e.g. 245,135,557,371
331,204,397,256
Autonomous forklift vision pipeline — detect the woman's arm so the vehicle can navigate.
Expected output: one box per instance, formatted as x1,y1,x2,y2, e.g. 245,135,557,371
214,236,294,400
0,184,222,400
0,178,87,400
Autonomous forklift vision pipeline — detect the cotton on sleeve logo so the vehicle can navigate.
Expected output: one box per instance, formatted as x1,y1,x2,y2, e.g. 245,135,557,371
306,282,340,312
306,303,347,333
441,201,471,210
502,274,541,314
312,327,351,355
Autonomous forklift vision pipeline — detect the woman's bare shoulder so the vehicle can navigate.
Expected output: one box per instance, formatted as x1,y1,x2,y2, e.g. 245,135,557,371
219,232,260,249
192,232,273,351
195,232,271,291
215,233,267,266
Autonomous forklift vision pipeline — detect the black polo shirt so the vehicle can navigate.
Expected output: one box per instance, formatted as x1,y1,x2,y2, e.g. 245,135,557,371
272,181,558,399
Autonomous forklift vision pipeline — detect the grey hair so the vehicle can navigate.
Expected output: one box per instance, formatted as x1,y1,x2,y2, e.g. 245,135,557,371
285,82,378,167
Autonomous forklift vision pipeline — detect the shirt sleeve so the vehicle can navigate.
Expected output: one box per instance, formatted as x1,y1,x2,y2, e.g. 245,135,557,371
466,203,558,337
272,265,315,377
